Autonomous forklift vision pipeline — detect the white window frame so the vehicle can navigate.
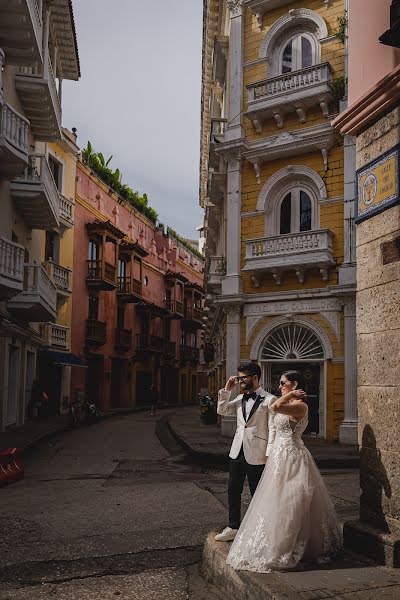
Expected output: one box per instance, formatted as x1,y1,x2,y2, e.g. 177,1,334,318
267,182,319,237
278,31,318,75
277,187,315,234
47,150,65,194
269,30,320,78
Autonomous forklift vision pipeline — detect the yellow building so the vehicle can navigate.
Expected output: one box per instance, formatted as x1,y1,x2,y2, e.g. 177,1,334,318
201,0,357,442
37,129,80,415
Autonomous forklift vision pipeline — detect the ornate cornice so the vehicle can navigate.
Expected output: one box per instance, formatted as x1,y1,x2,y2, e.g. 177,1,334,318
228,0,243,17
243,124,338,182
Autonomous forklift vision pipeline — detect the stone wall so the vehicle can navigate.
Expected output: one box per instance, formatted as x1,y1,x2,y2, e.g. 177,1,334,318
356,107,400,534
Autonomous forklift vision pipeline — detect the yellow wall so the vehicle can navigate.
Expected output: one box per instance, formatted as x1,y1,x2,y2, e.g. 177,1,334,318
238,0,346,439
44,137,78,350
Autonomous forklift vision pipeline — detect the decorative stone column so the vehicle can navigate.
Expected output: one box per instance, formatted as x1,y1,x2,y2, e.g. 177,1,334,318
222,157,242,296
225,0,244,143
220,304,241,437
339,298,358,444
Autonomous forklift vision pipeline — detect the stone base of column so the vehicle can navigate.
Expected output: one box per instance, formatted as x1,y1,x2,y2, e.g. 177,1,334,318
339,420,358,445
221,275,242,296
344,520,400,567
220,415,236,438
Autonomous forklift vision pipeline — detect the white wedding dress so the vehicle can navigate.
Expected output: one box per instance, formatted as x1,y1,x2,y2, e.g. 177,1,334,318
226,410,342,572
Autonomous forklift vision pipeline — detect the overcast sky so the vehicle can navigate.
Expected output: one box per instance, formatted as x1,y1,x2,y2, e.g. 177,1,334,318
62,0,204,239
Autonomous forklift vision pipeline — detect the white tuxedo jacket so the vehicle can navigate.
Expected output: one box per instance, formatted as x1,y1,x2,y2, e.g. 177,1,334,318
217,387,277,465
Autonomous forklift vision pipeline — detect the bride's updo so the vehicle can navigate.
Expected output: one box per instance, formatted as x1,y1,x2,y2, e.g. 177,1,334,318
282,370,306,390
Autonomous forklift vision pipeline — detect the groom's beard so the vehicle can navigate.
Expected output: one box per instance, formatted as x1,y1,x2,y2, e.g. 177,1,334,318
241,381,257,393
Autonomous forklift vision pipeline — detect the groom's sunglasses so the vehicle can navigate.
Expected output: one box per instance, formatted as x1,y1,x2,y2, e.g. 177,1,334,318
238,375,251,382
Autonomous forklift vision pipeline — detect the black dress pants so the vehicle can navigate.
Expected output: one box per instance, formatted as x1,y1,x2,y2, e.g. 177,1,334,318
228,447,265,530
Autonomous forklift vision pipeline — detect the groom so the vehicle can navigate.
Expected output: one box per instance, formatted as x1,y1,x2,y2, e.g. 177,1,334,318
215,362,277,542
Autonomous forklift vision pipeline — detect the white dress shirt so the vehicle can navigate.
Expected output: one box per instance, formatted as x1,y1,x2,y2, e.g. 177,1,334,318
244,386,263,420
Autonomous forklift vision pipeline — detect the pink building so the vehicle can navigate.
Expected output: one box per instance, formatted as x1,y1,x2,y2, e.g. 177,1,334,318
71,161,204,410
332,0,400,567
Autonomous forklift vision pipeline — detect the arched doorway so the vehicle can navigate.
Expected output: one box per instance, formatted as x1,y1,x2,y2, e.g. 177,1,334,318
259,322,326,437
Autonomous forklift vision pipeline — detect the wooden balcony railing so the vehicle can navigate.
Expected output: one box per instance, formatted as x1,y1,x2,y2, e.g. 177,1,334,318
85,319,107,345
165,298,184,316
86,259,117,289
181,346,200,363
117,276,142,298
136,333,164,353
115,328,132,351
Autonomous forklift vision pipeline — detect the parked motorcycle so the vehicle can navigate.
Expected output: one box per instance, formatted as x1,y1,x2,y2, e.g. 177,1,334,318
69,395,101,427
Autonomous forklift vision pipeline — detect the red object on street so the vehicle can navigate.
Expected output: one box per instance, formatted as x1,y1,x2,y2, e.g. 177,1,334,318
0,447,24,486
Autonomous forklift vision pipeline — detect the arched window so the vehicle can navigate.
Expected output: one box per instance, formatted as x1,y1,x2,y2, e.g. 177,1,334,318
279,190,312,235
281,34,314,74
261,323,325,360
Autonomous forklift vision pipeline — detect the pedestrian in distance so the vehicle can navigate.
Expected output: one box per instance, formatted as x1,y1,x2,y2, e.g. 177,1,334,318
150,384,159,416
214,362,277,542
226,370,342,572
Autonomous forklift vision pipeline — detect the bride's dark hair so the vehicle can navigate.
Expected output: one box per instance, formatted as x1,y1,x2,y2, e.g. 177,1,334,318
282,370,305,390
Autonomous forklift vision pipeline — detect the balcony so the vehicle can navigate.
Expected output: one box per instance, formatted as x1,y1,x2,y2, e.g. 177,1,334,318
41,322,69,350
117,276,142,303
245,63,334,131
85,319,107,346
180,346,200,364
136,333,164,353
15,58,61,141
8,263,57,321
0,0,43,65
10,154,60,229
86,259,117,291
115,328,132,352
0,103,30,179
165,298,184,318
0,237,25,299
165,340,176,357
208,256,225,292
243,229,335,285
59,194,74,229
182,305,203,329
43,261,71,305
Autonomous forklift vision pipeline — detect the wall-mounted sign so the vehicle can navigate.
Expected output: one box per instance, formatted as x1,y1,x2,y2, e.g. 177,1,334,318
356,146,400,223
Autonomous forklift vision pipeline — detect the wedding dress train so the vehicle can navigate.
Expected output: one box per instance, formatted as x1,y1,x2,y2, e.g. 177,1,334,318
226,410,342,572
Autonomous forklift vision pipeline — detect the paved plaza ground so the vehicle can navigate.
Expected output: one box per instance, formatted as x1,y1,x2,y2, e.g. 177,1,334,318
0,407,398,599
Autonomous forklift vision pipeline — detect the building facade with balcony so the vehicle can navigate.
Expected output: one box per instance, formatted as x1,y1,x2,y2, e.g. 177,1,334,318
70,160,204,412
200,0,357,442
0,1,80,431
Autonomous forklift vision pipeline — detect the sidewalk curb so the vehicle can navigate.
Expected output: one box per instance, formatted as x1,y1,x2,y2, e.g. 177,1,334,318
5,404,187,456
166,416,229,467
167,415,359,470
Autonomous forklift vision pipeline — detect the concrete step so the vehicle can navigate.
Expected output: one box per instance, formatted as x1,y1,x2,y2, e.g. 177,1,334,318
202,533,400,600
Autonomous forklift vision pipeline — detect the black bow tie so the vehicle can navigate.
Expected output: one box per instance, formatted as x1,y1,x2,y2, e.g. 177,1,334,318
243,392,257,402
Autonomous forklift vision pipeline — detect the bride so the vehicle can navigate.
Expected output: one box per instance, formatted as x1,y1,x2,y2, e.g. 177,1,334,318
226,370,342,573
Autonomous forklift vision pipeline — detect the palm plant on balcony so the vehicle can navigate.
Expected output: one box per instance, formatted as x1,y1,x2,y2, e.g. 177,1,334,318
81,141,158,224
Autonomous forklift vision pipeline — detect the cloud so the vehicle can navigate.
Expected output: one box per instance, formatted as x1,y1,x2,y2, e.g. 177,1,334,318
63,0,203,237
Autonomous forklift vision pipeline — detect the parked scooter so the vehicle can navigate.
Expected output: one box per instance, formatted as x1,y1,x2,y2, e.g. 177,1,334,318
69,394,101,427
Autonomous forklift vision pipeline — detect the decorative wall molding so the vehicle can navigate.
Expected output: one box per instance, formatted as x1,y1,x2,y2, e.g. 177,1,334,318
245,297,341,343
249,314,334,360
259,9,328,61
243,124,337,181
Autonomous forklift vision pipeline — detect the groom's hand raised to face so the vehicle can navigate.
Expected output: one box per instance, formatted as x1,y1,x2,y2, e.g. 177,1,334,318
225,376,239,391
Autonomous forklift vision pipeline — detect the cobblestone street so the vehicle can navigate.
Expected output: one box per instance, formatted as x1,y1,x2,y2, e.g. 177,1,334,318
0,411,230,599
0,408,394,600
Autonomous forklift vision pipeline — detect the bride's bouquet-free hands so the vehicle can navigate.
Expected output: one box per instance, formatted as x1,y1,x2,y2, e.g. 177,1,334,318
271,389,307,412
